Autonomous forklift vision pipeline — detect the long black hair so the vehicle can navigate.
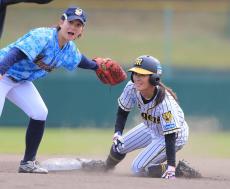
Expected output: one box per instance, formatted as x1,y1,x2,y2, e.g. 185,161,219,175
155,82,178,107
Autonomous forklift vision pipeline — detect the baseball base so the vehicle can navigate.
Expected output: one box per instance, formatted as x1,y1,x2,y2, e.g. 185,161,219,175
40,158,92,171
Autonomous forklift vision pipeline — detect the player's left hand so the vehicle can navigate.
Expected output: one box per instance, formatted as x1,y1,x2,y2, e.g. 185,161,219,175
162,165,176,179
93,57,127,86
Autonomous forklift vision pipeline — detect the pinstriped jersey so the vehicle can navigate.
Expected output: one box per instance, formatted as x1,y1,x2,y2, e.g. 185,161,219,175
118,81,188,137
0,27,82,81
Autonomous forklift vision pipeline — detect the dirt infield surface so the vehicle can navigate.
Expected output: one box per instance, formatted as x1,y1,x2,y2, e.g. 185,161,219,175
0,154,229,189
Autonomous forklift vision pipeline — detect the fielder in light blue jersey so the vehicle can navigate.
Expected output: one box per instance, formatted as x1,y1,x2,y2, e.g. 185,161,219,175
0,27,81,81
0,6,101,174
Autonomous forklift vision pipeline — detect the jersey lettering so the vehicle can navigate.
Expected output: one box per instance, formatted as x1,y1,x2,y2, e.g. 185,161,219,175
141,112,160,124
118,81,188,138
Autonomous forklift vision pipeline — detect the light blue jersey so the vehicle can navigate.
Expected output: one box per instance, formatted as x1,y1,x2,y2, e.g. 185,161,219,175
0,27,82,81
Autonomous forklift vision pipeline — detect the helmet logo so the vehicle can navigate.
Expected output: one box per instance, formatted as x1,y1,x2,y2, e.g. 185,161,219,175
157,66,162,75
75,8,83,16
134,58,143,66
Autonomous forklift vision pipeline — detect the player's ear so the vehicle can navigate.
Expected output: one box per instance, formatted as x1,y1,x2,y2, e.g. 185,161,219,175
77,27,84,38
58,19,64,29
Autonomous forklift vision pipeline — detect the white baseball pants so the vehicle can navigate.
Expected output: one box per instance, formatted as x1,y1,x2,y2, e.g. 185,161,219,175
0,76,48,120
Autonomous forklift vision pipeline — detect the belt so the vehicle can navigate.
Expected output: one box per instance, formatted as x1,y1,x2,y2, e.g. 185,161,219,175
7,76,19,83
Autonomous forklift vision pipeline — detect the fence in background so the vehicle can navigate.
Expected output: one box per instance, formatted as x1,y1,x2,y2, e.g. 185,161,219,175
0,69,229,130
0,1,230,129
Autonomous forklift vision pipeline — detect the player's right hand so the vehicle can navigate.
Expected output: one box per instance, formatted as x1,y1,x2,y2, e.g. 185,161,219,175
161,165,176,179
0,74,3,80
113,132,124,151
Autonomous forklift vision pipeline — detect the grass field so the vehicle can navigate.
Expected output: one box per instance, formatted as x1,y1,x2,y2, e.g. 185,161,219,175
0,0,230,160
0,127,229,158
1,1,230,70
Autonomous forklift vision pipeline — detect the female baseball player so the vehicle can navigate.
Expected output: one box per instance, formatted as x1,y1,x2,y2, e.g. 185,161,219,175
0,6,104,174
104,55,189,179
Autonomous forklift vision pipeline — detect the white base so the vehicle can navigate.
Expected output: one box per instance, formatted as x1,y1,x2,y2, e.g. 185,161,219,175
41,158,90,171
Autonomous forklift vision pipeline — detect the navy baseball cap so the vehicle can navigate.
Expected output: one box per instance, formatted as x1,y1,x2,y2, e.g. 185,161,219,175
128,55,162,75
62,7,87,25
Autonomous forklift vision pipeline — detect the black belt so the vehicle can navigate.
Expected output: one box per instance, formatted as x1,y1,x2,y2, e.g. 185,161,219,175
7,76,19,83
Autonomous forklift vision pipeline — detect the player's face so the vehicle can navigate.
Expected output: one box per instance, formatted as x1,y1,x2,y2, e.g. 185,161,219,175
59,19,84,42
133,72,152,91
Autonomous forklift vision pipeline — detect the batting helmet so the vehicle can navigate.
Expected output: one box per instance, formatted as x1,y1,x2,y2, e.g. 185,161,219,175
128,55,162,86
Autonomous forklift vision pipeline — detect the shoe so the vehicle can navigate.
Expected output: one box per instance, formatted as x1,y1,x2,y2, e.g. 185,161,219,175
175,160,202,178
145,164,166,178
18,160,48,174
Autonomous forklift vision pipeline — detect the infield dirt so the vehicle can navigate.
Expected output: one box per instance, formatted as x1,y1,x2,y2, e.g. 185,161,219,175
0,153,229,189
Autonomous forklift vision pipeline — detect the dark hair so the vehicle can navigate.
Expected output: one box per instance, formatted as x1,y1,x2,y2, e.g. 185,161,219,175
55,16,65,31
155,82,178,107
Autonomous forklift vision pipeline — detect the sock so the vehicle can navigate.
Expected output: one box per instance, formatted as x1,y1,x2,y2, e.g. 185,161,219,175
105,145,126,170
22,118,45,162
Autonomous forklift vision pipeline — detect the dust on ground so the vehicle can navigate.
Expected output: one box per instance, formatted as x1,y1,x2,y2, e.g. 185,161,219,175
0,154,229,189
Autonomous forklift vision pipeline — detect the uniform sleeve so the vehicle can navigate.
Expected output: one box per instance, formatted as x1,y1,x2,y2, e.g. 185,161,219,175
118,81,136,111
0,47,26,75
114,106,129,134
78,54,98,70
61,42,82,71
14,28,51,61
159,97,181,135
165,133,176,166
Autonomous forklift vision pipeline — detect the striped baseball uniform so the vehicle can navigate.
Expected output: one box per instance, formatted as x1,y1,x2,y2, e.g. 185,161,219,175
117,81,189,175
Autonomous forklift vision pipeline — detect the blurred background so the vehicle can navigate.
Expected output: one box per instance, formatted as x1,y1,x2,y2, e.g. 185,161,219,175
0,0,230,137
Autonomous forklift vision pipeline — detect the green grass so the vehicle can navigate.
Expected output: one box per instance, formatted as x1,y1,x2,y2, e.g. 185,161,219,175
1,6,230,70
0,127,230,158
183,132,230,158
79,32,230,70
0,127,112,155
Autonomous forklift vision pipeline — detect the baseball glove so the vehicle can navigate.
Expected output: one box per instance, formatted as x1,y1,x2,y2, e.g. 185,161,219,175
81,159,106,172
93,57,127,85
175,160,202,178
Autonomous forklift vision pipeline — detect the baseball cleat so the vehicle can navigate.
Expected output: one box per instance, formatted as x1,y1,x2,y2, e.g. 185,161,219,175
18,160,48,174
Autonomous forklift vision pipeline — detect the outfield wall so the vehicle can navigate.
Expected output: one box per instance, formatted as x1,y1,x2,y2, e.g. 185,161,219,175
0,68,229,130
1,1,229,129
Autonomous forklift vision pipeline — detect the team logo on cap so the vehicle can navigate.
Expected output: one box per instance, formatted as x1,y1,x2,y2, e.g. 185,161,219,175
75,8,83,16
134,58,143,66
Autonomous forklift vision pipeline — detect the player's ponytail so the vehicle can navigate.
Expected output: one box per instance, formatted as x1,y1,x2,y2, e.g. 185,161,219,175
155,82,178,107
159,82,178,101
54,15,65,31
